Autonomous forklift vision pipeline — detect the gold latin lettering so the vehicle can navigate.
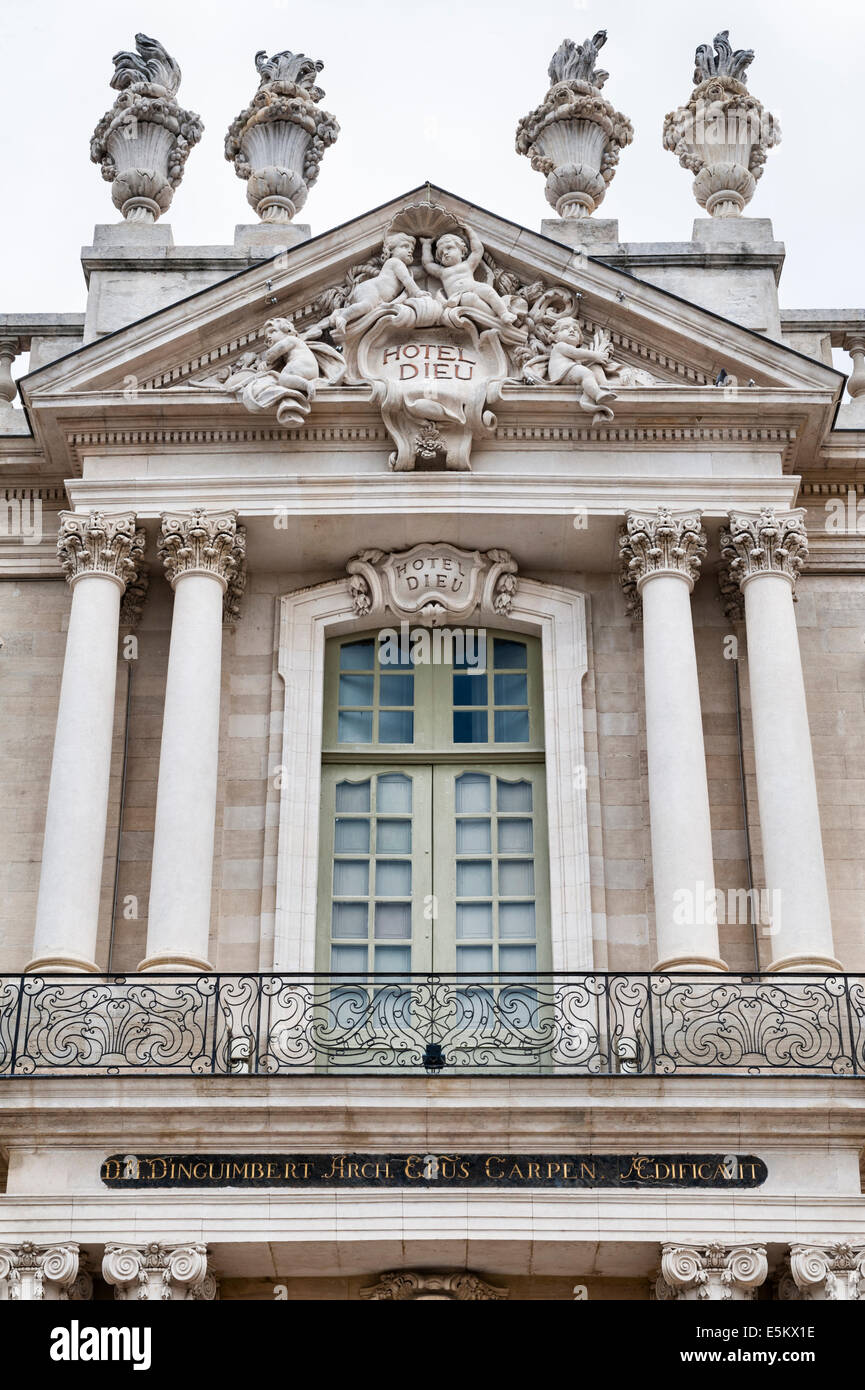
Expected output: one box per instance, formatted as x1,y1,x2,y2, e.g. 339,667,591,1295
485,1156,505,1180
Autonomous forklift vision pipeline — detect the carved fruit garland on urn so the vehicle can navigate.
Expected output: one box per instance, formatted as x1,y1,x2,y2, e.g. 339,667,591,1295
225,49,340,223
516,31,633,219
90,34,203,223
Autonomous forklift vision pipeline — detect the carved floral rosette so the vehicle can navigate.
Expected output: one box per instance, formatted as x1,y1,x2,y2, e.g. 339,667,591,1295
662,32,780,218
225,50,339,222
347,543,518,628
360,1270,508,1300
516,32,633,219
90,34,203,223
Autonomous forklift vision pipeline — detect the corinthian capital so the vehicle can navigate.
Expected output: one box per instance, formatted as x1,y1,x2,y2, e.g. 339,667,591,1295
103,1242,218,1301
656,1242,767,1301
158,508,246,621
57,510,146,592
619,506,707,615
782,1243,865,1301
720,507,808,592
0,1242,91,1301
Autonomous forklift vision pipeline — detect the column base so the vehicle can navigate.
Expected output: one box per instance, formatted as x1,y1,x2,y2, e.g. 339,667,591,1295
137,952,213,974
652,955,728,974
25,951,101,974
766,953,844,973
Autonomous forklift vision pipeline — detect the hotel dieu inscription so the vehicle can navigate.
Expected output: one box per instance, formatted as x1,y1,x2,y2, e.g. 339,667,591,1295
102,1153,768,1190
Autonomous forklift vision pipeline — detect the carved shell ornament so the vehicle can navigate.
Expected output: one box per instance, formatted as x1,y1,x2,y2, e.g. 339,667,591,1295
188,201,657,467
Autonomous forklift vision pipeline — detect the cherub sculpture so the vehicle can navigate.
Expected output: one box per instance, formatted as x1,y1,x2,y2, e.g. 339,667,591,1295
191,316,344,427
546,316,617,421
321,232,424,337
421,228,517,325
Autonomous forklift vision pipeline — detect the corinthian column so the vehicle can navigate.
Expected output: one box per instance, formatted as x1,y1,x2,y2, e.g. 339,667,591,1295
29,511,145,973
0,1243,92,1300
720,508,839,970
103,1243,218,1300
620,508,725,971
140,509,245,972
655,1243,767,1300
779,1243,865,1301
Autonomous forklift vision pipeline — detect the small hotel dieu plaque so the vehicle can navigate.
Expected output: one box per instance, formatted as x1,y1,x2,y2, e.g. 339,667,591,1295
101,1153,767,1189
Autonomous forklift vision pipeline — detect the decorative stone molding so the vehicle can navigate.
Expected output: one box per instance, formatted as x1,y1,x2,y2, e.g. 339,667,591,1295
0,1243,92,1301
720,507,809,593
225,49,339,223
663,31,780,218
780,1243,865,1301
619,507,707,616
516,31,633,219
103,1243,219,1301
346,542,518,626
360,1271,508,1300
190,317,346,428
90,34,203,223
158,508,247,622
57,510,146,593
655,1243,768,1301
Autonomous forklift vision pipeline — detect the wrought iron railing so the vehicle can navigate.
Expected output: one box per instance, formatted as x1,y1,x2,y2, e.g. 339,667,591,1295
0,972,863,1078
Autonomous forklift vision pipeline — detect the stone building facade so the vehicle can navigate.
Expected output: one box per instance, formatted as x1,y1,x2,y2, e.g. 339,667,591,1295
0,31,864,1302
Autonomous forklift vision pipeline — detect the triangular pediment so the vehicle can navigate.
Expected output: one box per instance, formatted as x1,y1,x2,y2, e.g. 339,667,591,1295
21,184,843,472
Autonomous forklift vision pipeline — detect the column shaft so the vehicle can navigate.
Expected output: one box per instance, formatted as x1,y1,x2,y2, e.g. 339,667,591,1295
142,574,225,971
29,511,143,974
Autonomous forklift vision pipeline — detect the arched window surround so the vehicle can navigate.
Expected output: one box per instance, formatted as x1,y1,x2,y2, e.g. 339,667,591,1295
274,575,591,972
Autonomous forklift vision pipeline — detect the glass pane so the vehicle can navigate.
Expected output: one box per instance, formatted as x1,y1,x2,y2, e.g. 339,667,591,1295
456,860,492,896
340,640,375,670
331,944,368,973
377,774,412,814
376,818,411,852
455,773,490,813
456,818,491,853
375,860,412,895
494,709,529,743
494,673,527,706
456,903,493,939
453,673,487,706
338,710,373,744
334,817,370,852
499,860,535,896
378,710,414,743
498,818,533,853
374,902,412,938
338,673,373,706
499,902,536,938
453,710,488,743
379,673,414,706
493,639,527,669
377,638,414,669
333,859,369,895
499,944,537,973
374,945,411,973
456,945,494,973
332,902,368,938
335,780,370,813
497,780,532,812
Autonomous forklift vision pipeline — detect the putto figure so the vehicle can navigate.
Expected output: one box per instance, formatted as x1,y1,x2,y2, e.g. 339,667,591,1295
546,317,617,421
323,233,424,337
422,228,517,325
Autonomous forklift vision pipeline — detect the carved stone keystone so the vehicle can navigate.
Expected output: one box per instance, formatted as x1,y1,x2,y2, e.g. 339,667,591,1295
663,31,780,218
103,1242,218,1300
360,1270,508,1300
225,50,340,222
516,32,633,219
347,543,518,627
655,1243,768,1300
91,34,203,223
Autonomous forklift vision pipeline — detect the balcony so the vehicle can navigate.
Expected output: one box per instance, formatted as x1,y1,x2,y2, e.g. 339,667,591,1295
1,971,864,1078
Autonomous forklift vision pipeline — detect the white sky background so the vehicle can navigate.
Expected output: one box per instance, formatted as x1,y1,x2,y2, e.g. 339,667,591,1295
1,0,863,315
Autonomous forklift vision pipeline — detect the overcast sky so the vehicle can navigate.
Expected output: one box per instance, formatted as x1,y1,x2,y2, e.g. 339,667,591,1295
1,0,862,317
